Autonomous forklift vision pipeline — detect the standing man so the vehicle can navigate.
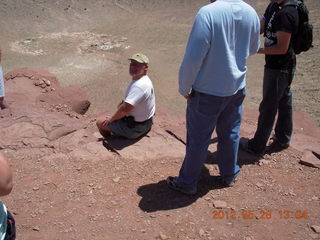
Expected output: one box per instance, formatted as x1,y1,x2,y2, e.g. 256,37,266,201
240,0,299,156
167,0,260,195
0,48,8,109
96,53,155,140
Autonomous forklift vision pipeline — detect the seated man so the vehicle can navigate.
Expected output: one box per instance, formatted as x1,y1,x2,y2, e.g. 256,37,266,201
0,153,15,240
96,53,155,139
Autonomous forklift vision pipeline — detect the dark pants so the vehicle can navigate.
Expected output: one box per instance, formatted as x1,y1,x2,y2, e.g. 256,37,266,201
108,116,153,139
250,67,294,153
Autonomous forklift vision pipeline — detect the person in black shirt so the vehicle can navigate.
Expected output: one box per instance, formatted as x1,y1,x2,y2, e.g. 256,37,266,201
240,0,299,155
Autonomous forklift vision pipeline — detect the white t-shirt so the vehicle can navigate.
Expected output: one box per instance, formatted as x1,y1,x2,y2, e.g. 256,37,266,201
124,75,155,122
0,201,7,240
0,66,5,98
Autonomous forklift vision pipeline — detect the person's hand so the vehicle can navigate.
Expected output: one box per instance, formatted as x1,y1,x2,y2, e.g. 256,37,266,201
257,47,265,54
102,118,111,127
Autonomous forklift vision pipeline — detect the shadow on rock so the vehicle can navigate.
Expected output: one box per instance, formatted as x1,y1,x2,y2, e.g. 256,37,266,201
237,150,263,165
101,134,149,151
137,137,262,213
99,128,153,151
206,138,262,166
206,151,262,166
137,167,226,213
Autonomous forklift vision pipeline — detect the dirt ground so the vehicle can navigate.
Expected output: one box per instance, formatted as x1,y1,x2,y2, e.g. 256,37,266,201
1,0,319,123
0,0,319,240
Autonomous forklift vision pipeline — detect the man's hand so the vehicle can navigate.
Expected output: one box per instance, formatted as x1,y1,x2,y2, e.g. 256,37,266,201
97,102,134,134
102,118,111,128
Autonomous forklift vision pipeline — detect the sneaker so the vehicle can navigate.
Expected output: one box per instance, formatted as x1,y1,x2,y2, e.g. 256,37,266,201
239,137,264,157
166,176,197,195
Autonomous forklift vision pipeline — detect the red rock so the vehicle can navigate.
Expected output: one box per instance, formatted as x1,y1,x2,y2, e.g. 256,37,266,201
36,85,91,114
300,150,320,168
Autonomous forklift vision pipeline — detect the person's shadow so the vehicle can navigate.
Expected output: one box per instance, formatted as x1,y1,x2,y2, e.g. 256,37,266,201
206,137,263,166
137,136,263,212
137,167,229,212
99,132,150,153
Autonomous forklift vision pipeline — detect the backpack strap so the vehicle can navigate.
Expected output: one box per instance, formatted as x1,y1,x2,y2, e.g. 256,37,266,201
266,2,279,20
269,2,278,10
282,0,299,8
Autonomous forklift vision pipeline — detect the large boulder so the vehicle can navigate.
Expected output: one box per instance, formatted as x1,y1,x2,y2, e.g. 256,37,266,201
4,68,90,115
1,68,88,149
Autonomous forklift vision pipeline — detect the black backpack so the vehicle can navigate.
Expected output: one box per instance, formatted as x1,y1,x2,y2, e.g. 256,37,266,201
282,0,313,54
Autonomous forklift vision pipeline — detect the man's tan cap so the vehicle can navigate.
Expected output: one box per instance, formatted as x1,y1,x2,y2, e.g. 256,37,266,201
129,53,149,64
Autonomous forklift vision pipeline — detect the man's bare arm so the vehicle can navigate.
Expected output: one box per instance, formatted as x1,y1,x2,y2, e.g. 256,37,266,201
258,31,291,55
103,102,134,126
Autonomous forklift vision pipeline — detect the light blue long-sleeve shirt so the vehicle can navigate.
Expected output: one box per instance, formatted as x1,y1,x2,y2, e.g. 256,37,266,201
179,0,260,97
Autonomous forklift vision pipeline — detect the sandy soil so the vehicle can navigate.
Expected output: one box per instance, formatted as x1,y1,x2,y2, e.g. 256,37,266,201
0,1,319,240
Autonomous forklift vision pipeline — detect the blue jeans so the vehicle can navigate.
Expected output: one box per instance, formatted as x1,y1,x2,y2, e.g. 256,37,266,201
249,68,294,153
177,88,246,188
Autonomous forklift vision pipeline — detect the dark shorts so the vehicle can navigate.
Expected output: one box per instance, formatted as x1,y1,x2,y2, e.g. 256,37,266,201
108,116,153,139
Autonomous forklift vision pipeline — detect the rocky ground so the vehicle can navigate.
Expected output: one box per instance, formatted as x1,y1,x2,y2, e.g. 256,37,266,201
0,1,319,240
0,68,319,240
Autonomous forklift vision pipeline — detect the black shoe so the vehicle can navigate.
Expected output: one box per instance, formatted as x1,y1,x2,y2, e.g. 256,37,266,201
166,176,197,195
266,137,289,154
216,176,237,188
239,138,264,157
